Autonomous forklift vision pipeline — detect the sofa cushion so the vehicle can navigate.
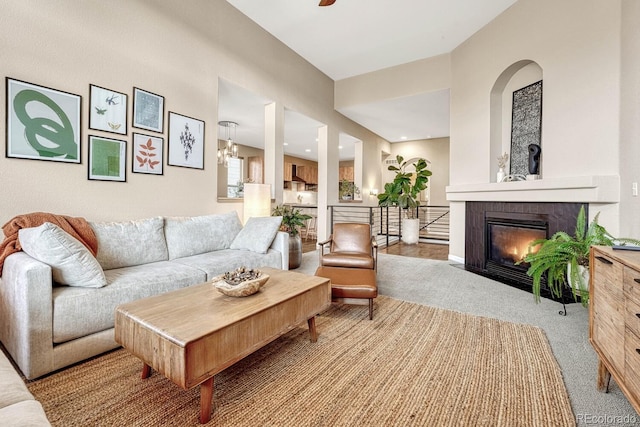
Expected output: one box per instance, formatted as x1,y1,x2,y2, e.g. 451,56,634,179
90,217,168,270
164,211,243,260
51,260,206,344
0,351,37,409
230,216,282,254
18,223,107,288
171,248,283,280
0,400,51,426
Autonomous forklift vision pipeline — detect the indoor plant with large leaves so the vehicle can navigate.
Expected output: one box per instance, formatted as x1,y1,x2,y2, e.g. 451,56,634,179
377,155,432,244
520,205,640,306
272,204,312,269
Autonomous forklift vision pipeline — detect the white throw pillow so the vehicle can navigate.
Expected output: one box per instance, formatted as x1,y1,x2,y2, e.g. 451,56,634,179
19,222,107,288
90,217,168,270
164,211,243,259
230,216,283,254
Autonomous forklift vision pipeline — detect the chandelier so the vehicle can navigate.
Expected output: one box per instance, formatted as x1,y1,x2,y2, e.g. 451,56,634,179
217,121,239,167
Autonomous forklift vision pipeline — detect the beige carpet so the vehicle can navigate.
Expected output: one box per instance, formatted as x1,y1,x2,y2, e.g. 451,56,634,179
27,296,575,426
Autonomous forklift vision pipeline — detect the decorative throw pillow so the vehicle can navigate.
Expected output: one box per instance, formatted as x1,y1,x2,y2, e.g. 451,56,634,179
164,211,243,259
89,217,168,270
230,216,283,254
19,222,107,288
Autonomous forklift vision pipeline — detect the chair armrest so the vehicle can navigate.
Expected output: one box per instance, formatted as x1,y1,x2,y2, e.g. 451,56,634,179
317,235,333,266
370,236,378,271
317,236,332,247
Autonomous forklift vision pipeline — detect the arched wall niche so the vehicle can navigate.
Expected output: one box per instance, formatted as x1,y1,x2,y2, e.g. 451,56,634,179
489,60,543,181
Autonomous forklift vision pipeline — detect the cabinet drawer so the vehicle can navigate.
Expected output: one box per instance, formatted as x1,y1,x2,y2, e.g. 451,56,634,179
624,266,640,301
625,328,640,404
593,297,625,373
626,296,640,339
592,253,623,307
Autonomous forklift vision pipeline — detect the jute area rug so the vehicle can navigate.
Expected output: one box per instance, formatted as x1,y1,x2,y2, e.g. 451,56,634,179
27,296,575,426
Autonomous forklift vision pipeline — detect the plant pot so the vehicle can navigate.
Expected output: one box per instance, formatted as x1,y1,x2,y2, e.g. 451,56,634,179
567,263,589,301
289,233,303,269
401,218,420,244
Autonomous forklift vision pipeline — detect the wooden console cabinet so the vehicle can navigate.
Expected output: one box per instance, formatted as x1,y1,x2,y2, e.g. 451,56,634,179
590,245,640,414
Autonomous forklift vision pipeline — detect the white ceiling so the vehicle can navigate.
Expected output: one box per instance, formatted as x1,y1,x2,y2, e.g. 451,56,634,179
223,0,517,146
218,79,357,161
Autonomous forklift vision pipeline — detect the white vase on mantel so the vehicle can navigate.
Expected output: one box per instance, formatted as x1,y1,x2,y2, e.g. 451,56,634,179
496,167,506,183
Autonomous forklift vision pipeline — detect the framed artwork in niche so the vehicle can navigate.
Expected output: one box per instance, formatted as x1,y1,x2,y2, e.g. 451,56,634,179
132,87,164,133
167,112,205,169
6,77,81,163
510,80,542,176
88,135,127,182
132,133,164,175
89,84,128,135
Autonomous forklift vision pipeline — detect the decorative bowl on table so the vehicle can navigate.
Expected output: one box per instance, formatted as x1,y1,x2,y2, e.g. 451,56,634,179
213,267,269,297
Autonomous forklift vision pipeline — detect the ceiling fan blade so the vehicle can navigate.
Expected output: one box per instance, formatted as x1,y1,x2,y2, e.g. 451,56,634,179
319,0,336,6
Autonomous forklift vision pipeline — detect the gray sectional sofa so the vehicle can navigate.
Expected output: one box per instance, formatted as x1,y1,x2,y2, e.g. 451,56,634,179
0,350,50,426
0,211,288,380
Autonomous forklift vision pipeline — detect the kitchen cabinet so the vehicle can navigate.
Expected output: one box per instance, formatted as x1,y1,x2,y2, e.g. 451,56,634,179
248,156,263,183
284,162,293,181
339,166,354,182
296,165,318,185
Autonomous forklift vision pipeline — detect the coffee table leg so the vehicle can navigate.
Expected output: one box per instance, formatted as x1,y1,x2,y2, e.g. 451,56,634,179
141,363,151,379
200,377,214,424
307,316,318,342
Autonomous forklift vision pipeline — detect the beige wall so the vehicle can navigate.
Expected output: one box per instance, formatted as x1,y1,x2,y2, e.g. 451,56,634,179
447,0,623,259
620,0,640,238
0,0,385,225
385,138,450,207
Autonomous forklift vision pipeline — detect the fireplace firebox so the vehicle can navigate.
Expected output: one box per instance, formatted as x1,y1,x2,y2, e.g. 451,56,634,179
465,202,584,300
485,213,547,285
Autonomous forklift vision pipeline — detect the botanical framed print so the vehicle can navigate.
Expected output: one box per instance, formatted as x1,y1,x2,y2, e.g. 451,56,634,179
132,87,164,133
88,135,126,182
89,84,128,135
167,112,205,169
6,78,81,163
132,133,164,175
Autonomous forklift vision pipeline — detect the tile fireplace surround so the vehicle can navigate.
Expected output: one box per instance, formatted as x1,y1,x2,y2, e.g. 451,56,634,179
446,175,621,296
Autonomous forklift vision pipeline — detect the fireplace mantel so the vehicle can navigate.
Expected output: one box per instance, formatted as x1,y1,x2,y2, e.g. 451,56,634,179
446,175,619,203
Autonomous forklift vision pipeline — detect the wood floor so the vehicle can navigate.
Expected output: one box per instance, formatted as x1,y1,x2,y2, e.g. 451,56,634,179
302,238,449,261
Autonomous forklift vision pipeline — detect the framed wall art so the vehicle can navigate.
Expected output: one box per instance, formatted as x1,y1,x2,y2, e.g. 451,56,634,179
167,112,205,169
132,87,164,133
89,84,128,135
132,133,164,175
6,77,81,163
88,135,127,182
510,80,542,176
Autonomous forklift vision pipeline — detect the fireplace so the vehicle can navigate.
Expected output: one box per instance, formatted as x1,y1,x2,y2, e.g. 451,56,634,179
465,202,584,300
485,213,547,284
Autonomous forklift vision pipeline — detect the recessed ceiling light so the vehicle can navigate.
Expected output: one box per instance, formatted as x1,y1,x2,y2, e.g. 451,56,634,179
283,142,289,146
338,145,343,149
400,136,408,140
305,149,311,152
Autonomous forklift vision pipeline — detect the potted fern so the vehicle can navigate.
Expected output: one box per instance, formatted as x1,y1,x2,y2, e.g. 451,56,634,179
377,155,432,244
520,205,640,306
271,204,311,269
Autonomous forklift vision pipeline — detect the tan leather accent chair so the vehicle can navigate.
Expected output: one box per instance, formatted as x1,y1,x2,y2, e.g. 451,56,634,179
317,222,378,271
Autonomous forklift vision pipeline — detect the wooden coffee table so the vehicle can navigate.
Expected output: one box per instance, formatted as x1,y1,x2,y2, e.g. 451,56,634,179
114,267,331,423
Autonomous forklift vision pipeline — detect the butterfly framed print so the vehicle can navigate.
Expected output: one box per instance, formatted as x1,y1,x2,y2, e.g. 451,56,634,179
89,84,128,135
